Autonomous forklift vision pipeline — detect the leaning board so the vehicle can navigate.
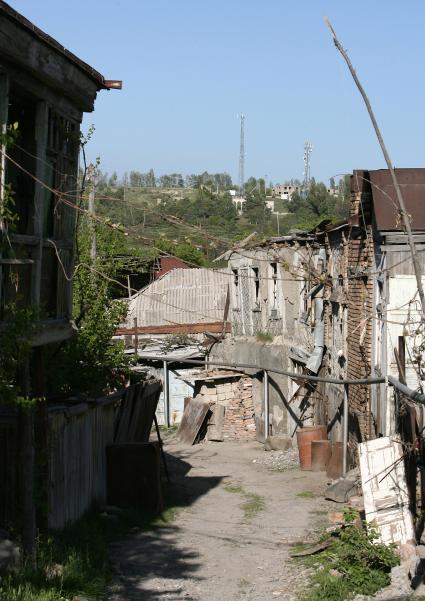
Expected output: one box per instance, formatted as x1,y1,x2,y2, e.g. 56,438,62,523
177,399,211,445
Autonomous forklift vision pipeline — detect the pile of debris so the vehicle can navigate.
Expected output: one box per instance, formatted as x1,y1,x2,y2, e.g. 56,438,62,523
255,447,299,471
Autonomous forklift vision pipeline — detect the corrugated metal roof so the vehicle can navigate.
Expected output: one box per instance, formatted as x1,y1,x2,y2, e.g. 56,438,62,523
125,268,229,328
353,168,425,231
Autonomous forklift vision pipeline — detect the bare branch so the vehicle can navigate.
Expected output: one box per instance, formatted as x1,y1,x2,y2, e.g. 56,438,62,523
324,17,425,321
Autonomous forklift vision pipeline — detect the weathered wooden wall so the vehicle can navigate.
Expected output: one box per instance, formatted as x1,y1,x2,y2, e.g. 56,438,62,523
47,399,116,529
47,380,161,529
0,381,161,531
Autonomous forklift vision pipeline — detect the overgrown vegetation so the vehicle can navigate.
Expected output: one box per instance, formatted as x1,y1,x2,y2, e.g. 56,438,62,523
256,331,274,343
298,509,399,601
0,505,178,601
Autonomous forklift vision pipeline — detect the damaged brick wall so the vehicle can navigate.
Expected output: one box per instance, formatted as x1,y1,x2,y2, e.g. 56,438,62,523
193,373,256,440
347,172,375,442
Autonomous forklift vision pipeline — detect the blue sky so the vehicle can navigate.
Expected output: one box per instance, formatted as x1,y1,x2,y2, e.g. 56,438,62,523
9,0,425,185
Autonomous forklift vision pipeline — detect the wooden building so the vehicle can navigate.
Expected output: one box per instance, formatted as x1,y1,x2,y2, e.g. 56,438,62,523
0,0,117,344
0,1,119,532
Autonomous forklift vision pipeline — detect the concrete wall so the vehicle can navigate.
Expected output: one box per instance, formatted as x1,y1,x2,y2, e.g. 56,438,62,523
210,338,309,439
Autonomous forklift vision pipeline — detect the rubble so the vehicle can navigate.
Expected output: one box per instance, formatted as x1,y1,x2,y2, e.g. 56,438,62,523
254,446,299,471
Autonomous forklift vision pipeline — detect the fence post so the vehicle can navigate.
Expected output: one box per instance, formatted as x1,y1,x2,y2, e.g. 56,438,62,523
163,360,170,428
264,370,269,443
343,384,349,476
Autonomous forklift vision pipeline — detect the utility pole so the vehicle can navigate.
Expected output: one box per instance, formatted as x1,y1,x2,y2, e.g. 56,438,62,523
87,164,96,262
303,141,313,193
238,113,245,197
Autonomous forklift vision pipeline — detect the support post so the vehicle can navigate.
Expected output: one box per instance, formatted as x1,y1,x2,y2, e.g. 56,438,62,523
163,360,170,428
88,165,96,262
133,317,138,355
264,369,269,442
0,73,9,307
343,384,349,476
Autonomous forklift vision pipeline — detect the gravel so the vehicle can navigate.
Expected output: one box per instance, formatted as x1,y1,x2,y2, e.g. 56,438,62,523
253,447,300,472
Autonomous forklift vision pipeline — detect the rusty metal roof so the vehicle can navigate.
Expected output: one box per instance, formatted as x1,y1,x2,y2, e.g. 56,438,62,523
0,0,106,88
355,169,425,231
124,268,229,329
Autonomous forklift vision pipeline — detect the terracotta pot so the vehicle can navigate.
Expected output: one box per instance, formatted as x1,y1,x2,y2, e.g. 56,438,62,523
296,425,328,470
311,440,332,471
326,442,343,479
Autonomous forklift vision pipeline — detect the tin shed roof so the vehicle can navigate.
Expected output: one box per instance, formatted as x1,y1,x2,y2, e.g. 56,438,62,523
125,268,229,329
353,168,425,231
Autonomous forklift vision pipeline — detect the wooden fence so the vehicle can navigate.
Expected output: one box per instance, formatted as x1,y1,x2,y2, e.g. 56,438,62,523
47,380,161,529
0,380,161,531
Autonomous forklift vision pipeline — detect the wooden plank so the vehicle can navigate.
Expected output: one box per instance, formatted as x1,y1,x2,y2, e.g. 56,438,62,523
177,398,211,445
116,321,231,335
207,403,225,442
358,436,414,546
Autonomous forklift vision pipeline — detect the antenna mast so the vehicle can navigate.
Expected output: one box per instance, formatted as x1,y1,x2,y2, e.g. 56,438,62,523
303,141,313,191
239,114,245,196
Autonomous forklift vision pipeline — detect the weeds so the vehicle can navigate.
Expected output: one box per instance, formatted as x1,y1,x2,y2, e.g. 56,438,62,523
298,508,399,601
256,331,273,343
224,482,265,520
297,491,316,499
0,503,178,601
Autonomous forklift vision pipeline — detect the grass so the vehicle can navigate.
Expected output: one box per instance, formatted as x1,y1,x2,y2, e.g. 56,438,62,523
0,501,178,601
297,490,316,499
224,481,265,520
255,331,274,343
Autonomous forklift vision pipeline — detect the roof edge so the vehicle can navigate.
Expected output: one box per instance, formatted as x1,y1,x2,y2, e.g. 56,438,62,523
0,0,106,89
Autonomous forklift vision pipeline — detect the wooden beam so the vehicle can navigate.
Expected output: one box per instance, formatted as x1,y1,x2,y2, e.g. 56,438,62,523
31,101,48,307
116,321,232,336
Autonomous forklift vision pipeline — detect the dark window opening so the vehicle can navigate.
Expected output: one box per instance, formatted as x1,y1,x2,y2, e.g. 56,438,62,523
7,87,37,235
252,267,259,302
39,248,57,319
232,269,238,286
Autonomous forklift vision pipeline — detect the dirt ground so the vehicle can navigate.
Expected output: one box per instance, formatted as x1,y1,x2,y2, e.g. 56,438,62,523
109,436,334,601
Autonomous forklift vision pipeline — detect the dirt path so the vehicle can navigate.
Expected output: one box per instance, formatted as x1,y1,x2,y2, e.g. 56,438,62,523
109,437,333,601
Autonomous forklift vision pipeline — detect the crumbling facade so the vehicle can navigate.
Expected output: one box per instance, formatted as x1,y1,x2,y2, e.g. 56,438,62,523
214,168,425,452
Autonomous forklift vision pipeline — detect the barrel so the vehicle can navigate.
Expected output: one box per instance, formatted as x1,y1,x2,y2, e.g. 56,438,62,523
311,440,332,471
296,425,327,470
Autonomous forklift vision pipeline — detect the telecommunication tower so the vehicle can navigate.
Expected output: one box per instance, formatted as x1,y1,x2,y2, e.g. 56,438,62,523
303,141,313,190
238,113,245,197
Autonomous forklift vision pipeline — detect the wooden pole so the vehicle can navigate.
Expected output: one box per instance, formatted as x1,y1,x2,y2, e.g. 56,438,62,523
163,360,170,428
342,384,349,476
88,165,96,262
133,316,138,355
325,18,425,322
264,370,269,442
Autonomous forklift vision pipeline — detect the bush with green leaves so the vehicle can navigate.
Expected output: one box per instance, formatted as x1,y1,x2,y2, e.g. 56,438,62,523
301,509,399,601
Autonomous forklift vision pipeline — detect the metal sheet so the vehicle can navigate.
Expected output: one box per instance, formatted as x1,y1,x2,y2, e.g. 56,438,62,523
387,275,423,391
367,169,425,231
124,268,229,329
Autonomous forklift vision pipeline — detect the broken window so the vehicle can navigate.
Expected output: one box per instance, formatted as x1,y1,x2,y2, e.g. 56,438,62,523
252,267,259,304
6,86,36,234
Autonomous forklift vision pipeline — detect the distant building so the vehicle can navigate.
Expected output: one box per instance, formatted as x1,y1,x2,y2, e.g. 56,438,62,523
272,184,301,200
232,196,246,213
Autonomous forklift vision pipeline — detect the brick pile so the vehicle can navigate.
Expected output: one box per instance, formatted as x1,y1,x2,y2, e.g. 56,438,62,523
194,372,256,440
